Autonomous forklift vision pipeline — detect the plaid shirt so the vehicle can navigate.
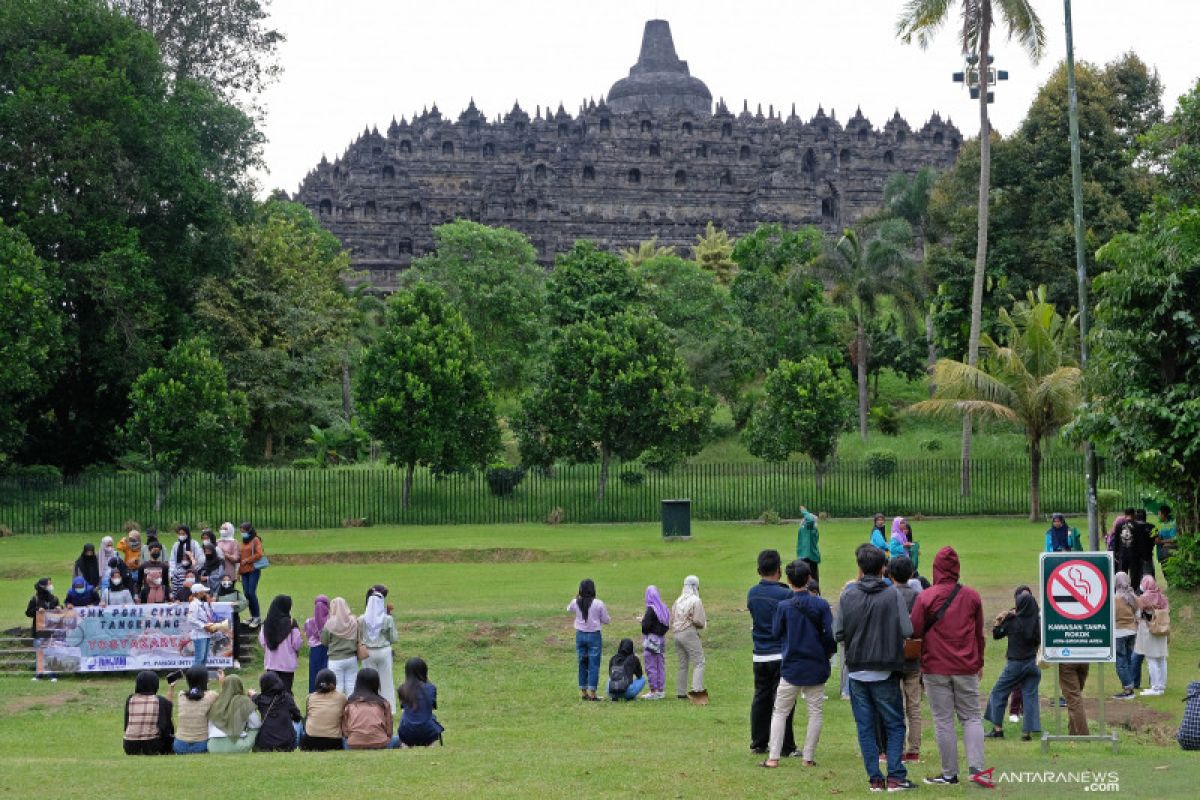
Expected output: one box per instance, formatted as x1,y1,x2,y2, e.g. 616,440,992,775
125,695,162,740
1180,681,1200,751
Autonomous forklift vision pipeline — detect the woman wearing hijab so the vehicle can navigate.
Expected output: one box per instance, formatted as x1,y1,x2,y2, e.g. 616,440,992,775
65,576,99,608
300,668,347,751
671,575,708,702
25,578,61,637
1135,576,1170,696
207,673,261,753
360,593,398,713
171,667,217,754
123,671,174,755
567,578,610,701
1044,513,1073,552
98,536,119,590
321,596,363,696
252,670,302,752
606,638,646,701
140,547,169,605
101,567,136,606
869,514,888,551
984,586,1042,740
169,525,203,575
397,657,445,747
217,522,241,583
640,585,670,699
341,667,397,749
238,522,265,627
305,595,331,693
1112,572,1141,698
888,517,911,560
260,595,304,692
74,543,101,589
197,540,224,589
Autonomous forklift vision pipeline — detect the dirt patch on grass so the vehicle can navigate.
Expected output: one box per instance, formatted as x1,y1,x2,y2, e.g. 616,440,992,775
273,548,550,566
465,622,518,646
3,688,85,715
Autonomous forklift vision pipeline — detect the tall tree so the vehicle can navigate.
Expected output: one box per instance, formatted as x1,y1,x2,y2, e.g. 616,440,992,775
0,0,259,471
357,284,500,508
516,312,713,500
743,356,854,489
120,338,249,511
692,222,739,285
898,0,1046,492
0,222,63,463
545,241,642,327
912,288,1080,520
106,0,283,110
883,167,940,386
619,236,675,268
1140,77,1200,209
194,199,352,460
406,220,546,394
815,221,922,439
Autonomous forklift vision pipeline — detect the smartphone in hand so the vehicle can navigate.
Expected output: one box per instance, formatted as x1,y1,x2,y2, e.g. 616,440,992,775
164,669,183,685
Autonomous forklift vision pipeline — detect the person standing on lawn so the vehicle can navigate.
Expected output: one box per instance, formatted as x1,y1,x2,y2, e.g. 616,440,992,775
239,523,265,627
260,595,304,693
760,559,836,769
870,514,889,552
568,578,610,701
1135,576,1170,696
747,549,797,756
640,585,670,699
305,595,332,693
910,545,985,787
1112,571,1140,699
889,556,924,762
984,586,1042,741
834,544,915,792
216,522,241,584
1155,505,1178,566
795,506,821,582
672,575,708,702
360,592,398,713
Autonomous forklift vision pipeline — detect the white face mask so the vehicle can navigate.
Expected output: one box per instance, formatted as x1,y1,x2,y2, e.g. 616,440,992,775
178,535,187,543
47,585,55,594
111,577,122,586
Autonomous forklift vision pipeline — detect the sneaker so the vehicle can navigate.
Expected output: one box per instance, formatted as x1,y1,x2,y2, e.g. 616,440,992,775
984,728,1004,738
903,752,921,763
1057,697,1067,707
50,677,57,683
643,692,662,701
924,774,959,785
1140,689,1164,696
888,778,917,792
803,760,817,767
31,676,39,682
1008,714,1020,723
870,777,887,792
1112,690,1134,700
1021,732,1033,741
750,746,767,755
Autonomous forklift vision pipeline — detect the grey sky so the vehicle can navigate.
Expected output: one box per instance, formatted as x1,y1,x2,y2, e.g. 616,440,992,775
255,0,1198,196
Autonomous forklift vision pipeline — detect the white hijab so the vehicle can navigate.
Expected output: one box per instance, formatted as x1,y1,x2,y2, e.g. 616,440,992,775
218,522,235,541
361,594,388,641
674,575,700,614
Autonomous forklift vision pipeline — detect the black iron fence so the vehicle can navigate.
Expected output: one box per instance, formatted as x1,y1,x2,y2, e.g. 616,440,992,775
0,458,1141,534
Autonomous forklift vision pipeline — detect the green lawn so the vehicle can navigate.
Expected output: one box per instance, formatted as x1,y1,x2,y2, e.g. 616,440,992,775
1,519,1195,799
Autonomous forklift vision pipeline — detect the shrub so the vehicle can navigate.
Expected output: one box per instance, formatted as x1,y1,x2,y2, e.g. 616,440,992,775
870,404,901,436
1162,532,1200,590
865,449,899,479
291,457,321,470
732,390,762,431
485,464,526,497
918,438,943,452
0,524,13,538
11,464,62,490
545,506,566,525
341,517,369,528
1096,487,1122,533
758,509,781,525
39,501,71,530
619,469,646,486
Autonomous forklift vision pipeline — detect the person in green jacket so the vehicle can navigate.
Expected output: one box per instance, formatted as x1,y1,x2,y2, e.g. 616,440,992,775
795,506,821,582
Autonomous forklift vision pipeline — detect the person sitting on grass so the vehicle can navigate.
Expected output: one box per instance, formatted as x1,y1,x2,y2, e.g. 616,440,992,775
207,673,261,754
342,667,397,750
606,639,646,701
760,559,835,770
253,670,303,752
65,576,99,608
171,667,216,754
984,586,1042,741
123,670,174,756
300,668,347,752
397,657,446,746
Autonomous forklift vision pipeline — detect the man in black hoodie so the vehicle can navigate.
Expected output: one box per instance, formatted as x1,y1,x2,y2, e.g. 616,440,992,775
834,544,915,792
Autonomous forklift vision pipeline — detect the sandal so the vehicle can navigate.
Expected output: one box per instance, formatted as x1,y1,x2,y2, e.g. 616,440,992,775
758,760,779,769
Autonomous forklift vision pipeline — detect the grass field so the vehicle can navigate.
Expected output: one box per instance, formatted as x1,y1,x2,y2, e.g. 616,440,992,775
0,519,1195,799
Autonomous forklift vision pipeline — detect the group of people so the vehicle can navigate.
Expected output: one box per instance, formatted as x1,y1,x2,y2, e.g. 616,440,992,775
567,576,708,702
120,585,443,755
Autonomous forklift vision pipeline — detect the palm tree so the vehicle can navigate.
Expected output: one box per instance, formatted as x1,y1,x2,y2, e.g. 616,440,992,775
897,0,1046,492
815,220,923,439
882,167,939,390
910,287,1080,521
619,236,675,267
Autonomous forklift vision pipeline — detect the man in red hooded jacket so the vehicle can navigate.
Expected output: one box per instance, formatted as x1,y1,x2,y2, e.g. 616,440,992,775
910,546,985,786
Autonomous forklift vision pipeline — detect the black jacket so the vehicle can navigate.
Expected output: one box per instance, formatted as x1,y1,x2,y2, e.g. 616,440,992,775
834,576,912,674
253,690,302,752
993,592,1041,661
641,608,669,637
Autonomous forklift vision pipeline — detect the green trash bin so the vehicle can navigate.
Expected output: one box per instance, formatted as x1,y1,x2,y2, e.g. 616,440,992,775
661,499,691,539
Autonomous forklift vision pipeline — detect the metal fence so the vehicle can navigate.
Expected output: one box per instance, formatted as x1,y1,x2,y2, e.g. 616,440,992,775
0,458,1142,534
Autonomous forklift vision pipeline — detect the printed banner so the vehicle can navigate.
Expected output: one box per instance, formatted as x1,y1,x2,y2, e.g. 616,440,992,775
34,602,235,673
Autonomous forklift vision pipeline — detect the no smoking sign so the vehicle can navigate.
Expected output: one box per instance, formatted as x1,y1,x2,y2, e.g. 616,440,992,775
1047,560,1107,620
1040,552,1115,663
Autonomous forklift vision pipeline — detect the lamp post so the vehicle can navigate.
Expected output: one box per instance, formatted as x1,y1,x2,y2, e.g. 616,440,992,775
1064,0,1101,549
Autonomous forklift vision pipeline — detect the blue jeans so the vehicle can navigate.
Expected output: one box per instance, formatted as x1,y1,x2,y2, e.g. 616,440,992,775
172,739,208,755
342,734,400,750
1115,635,1138,690
605,676,647,700
242,568,261,618
985,658,1041,733
191,637,211,668
849,676,907,781
575,631,602,691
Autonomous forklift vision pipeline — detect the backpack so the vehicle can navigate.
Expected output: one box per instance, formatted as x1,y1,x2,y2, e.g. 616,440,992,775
608,663,631,696
1149,607,1171,636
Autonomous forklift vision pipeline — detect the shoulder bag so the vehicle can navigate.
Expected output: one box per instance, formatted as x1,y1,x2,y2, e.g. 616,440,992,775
905,583,962,661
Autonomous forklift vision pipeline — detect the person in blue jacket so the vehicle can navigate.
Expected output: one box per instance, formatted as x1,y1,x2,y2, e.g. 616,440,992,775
759,559,836,769
397,657,445,746
1044,513,1078,552
870,514,889,552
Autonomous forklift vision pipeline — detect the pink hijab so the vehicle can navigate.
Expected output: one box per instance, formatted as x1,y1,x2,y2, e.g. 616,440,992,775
890,517,908,545
305,595,331,639
1137,576,1168,610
